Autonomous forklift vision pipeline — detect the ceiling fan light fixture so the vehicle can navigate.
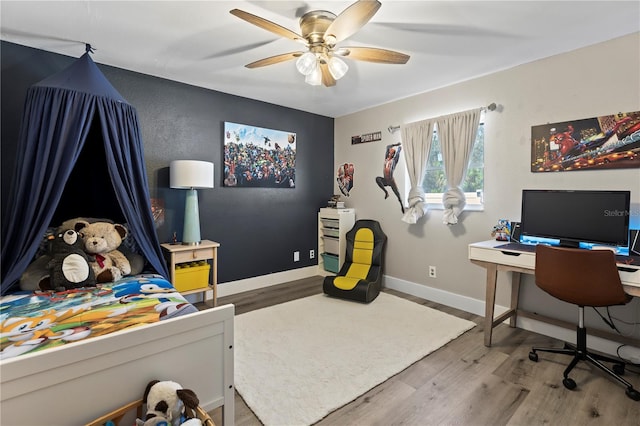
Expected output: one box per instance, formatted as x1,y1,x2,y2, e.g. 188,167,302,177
296,52,317,75
324,34,337,46
231,0,408,88
328,56,348,80
305,63,322,85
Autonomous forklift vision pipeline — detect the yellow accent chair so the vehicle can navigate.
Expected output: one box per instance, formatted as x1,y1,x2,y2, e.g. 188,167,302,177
323,219,387,303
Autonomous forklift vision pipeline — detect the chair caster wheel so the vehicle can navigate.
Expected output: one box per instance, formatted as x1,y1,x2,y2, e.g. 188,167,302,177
563,377,576,390
626,388,640,401
529,351,538,362
613,364,625,375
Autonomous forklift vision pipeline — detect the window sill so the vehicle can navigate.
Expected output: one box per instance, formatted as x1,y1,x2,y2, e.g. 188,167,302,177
426,203,485,212
424,192,484,211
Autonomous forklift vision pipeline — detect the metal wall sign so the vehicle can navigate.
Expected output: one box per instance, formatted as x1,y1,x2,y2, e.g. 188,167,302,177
351,131,382,145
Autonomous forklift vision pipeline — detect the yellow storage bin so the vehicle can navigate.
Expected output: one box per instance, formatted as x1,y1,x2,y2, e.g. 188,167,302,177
175,261,210,292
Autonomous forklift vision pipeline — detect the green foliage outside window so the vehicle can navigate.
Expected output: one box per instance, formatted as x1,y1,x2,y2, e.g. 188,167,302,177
422,124,484,195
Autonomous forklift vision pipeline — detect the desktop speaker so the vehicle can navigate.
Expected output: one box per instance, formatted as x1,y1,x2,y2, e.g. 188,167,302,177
510,222,521,243
631,229,640,256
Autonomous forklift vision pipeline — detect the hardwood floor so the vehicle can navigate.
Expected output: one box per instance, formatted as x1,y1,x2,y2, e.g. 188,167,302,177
205,276,640,425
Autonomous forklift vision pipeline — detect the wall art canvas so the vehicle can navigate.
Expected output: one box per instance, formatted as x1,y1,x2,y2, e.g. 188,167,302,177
223,122,296,188
150,198,164,229
337,162,354,197
531,110,640,172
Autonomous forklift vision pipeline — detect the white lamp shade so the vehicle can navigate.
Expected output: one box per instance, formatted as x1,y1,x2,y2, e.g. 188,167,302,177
170,160,214,189
296,52,317,76
328,56,348,80
305,63,322,86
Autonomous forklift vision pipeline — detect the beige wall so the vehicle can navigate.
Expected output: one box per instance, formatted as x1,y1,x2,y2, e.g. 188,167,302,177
334,33,640,342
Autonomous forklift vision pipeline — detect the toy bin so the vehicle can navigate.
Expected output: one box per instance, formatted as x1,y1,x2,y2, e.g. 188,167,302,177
321,253,340,273
321,236,339,255
174,261,210,292
320,218,339,228
323,228,340,238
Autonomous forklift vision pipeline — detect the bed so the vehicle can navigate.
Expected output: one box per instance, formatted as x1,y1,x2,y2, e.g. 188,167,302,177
0,274,235,425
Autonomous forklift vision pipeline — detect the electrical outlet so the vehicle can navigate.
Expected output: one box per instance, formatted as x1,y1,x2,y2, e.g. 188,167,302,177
293,251,300,262
310,249,315,259
429,266,437,278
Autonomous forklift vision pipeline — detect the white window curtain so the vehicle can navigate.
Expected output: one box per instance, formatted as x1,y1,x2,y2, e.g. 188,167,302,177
436,108,482,225
400,118,435,224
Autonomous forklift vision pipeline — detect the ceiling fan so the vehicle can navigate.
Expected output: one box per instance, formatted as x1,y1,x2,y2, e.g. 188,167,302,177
230,0,410,87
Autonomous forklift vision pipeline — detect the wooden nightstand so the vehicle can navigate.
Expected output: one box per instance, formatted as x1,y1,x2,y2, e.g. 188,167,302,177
161,240,220,307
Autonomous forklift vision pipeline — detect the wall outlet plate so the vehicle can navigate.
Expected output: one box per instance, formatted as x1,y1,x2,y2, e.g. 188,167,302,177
428,266,436,278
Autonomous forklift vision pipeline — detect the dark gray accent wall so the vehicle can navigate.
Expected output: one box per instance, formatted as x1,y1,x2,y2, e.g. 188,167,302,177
1,41,334,284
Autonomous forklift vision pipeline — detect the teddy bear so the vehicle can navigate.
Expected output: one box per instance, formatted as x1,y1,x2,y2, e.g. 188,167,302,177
19,217,146,291
46,229,97,291
138,380,202,426
73,220,132,283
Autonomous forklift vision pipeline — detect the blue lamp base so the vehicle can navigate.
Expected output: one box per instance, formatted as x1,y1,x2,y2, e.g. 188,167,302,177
182,188,201,245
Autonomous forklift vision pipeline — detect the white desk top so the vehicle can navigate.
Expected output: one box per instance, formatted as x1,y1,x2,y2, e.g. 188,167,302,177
469,240,640,288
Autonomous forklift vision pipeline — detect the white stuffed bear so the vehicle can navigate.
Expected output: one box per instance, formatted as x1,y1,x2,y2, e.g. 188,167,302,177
74,220,132,283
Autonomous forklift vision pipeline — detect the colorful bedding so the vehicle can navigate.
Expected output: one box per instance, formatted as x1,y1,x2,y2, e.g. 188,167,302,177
0,274,198,360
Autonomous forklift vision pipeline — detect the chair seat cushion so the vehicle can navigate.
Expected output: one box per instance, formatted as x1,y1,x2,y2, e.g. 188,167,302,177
334,276,361,290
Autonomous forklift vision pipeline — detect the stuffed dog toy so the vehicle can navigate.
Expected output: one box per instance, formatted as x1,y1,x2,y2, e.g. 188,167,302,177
139,380,201,426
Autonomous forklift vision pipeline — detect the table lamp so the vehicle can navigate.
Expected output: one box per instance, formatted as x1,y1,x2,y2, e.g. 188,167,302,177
170,160,214,245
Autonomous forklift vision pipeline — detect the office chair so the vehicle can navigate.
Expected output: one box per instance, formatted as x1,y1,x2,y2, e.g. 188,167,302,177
528,245,640,401
323,219,386,303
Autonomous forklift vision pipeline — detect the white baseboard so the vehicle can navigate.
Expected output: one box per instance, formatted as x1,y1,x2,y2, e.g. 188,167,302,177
383,275,510,318
216,266,318,298
515,316,640,360
383,275,638,358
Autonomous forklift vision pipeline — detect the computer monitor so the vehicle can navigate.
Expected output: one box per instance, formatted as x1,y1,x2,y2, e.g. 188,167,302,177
520,189,630,248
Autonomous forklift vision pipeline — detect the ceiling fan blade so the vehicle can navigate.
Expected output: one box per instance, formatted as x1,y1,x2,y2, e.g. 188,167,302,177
371,22,515,38
230,9,304,42
245,52,304,68
1,28,87,47
337,47,410,64
245,1,311,19
324,0,381,43
320,62,336,87
203,40,278,60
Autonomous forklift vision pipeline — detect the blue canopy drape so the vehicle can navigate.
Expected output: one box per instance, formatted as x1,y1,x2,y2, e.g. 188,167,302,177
1,50,168,295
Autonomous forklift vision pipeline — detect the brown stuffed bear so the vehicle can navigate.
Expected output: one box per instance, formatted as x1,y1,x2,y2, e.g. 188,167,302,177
74,220,132,283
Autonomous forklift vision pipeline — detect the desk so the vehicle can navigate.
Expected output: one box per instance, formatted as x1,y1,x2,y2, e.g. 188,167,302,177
469,240,640,347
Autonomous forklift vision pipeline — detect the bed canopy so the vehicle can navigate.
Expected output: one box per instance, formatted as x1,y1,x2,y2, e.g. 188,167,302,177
1,46,168,295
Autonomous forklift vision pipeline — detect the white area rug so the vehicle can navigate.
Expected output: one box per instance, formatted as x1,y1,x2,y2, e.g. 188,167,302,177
234,292,476,425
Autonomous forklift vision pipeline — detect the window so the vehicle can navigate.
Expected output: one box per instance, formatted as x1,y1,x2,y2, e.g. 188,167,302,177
421,122,485,209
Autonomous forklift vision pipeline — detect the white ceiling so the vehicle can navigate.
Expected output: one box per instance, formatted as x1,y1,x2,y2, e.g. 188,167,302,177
2,1,639,118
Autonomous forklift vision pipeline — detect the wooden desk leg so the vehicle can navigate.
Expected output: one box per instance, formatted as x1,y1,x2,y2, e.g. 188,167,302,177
484,264,498,347
509,272,522,328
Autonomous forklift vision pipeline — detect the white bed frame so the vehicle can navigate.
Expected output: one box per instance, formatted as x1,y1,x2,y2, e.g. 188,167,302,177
0,303,235,425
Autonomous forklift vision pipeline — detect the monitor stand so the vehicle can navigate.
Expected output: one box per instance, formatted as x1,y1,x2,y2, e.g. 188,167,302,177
558,239,580,249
